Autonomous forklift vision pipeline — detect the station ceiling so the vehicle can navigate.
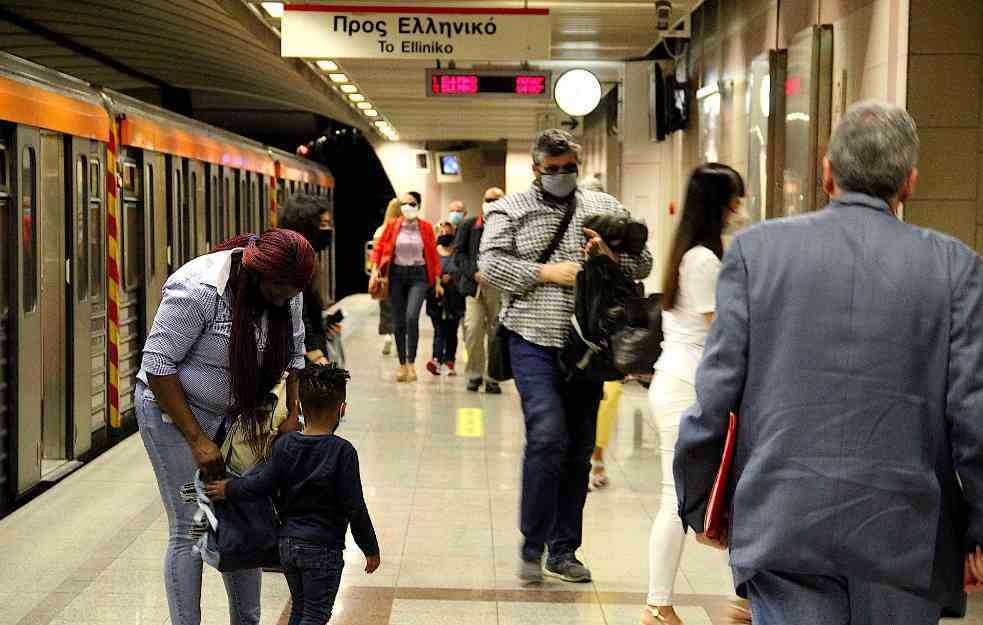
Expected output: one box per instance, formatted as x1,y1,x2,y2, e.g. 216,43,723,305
0,1,684,144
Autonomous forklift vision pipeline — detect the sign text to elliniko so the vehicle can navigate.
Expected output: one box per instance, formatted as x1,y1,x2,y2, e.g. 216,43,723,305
281,5,551,61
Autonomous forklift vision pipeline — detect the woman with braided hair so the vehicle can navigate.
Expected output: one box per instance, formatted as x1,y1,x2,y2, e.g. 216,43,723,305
135,228,315,625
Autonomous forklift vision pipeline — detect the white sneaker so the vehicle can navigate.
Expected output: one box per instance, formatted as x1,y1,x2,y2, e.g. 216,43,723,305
382,336,393,355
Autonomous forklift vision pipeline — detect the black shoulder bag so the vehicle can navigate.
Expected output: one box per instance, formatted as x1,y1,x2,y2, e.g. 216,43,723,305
487,201,577,382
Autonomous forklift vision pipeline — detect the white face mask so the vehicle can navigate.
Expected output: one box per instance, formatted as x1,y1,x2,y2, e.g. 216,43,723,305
401,205,419,221
482,201,495,215
724,203,751,234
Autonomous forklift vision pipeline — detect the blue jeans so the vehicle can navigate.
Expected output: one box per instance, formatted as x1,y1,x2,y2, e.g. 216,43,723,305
746,571,942,625
509,334,602,563
431,315,460,364
135,383,261,625
279,538,345,625
389,265,429,364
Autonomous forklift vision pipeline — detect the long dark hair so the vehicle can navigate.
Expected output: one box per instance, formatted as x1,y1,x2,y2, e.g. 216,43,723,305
213,230,315,454
662,163,745,310
278,193,329,243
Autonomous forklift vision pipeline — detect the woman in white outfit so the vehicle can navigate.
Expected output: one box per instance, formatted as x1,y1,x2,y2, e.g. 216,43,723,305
640,164,745,625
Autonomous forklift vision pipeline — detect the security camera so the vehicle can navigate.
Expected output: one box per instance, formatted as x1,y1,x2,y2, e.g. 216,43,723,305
655,0,672,31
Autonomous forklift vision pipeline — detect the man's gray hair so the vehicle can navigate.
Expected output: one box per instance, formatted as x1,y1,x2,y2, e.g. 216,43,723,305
826,101,919,201
532,128,582,165
578,175,605,193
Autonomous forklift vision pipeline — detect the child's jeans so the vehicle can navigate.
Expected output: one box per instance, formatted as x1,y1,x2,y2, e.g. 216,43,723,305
279,538,345,625
431,315,460,364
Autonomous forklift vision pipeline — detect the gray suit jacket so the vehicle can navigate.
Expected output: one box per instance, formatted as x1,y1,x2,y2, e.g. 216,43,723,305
674,193,983,614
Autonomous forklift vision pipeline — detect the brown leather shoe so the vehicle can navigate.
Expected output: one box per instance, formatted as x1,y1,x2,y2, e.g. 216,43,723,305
396,364,409,382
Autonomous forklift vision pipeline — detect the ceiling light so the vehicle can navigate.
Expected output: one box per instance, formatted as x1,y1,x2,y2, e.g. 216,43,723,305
374,120,389,127
328,73,348,83
364,109,379,117
553,69,602,117
316,60,338,71
348,93,366,102
340,84,358,94
357,102,372,110
260,2,284,18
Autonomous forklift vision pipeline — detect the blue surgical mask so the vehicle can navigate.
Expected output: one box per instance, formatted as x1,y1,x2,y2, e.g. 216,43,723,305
540,172,579,198
448,211,464,226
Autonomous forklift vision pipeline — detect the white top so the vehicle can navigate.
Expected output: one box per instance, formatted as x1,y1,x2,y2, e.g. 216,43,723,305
655,245,721,384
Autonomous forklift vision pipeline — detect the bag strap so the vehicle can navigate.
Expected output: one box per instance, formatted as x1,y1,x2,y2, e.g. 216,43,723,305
537,199,577,264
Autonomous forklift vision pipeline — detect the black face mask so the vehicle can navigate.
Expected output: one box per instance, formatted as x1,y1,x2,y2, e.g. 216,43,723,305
312,229,332,252
437,234,455,247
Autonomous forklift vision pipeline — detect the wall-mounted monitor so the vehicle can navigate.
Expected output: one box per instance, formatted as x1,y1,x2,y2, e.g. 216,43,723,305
435,152,463,183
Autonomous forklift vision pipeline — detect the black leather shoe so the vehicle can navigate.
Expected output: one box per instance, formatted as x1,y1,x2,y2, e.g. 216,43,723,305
467,378,482,392
485,381,502,394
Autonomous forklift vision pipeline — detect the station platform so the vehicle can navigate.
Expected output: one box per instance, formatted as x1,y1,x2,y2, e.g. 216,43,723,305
0,294,974,625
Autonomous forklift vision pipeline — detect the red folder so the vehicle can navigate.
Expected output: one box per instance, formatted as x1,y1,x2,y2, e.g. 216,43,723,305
704,412,738,542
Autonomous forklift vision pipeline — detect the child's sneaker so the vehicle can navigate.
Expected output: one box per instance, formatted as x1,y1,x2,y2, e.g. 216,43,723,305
445,362,457,376
426,359,441,376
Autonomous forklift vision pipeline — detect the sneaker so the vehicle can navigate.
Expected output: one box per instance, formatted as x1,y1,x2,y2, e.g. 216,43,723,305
445,362,457,376
426,359,441,376
485,381,502,394
467,378,482,392
517,556,544,584
382,336,393,355
544,557,592,583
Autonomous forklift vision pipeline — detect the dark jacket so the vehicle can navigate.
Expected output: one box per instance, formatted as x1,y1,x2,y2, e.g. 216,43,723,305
673,193,983,615
427,253,467,320
452,216,483,297
302,286,327,355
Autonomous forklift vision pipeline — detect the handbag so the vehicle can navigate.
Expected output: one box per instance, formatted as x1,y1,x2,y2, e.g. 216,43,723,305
611,293,663,375
704,412,738,542
220,375,289,476
368,269,389,300
487,200,577,382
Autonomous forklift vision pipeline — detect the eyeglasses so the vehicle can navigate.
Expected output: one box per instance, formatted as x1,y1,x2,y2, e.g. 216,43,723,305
402,202,418,208
540,165,579,175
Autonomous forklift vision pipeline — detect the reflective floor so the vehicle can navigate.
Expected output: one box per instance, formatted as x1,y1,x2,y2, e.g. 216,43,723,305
1,294,978,625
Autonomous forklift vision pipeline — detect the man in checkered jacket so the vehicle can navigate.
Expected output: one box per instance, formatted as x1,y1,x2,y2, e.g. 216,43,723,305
479,129,653,584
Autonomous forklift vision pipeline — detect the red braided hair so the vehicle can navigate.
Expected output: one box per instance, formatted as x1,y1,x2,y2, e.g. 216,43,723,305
213,229,315,453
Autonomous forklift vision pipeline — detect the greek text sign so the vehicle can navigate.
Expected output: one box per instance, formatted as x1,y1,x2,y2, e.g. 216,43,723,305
281,5,551,61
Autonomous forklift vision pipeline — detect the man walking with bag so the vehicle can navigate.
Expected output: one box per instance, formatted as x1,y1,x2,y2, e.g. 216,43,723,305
479,129,652,583
454,186,505,393
674,101,983,623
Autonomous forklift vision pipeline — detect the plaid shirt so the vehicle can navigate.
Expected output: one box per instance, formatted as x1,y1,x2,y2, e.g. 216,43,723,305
478,185,653,349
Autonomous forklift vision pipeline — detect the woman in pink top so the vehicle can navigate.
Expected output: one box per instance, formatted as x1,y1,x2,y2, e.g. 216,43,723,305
370,192,440,382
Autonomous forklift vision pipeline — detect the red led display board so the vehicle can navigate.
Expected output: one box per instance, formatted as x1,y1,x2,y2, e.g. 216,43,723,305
426,69,551,98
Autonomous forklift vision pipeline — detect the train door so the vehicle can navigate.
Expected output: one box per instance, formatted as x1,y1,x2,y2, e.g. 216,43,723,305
0,128,12,507
165,155,183,271
68,137,105,457
143,151,167,320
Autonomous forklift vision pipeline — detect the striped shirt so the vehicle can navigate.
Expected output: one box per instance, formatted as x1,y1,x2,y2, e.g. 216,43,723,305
137,249,305,439
479,186,653,349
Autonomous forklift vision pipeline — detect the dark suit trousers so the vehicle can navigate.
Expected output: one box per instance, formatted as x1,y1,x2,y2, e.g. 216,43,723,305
746,571,942,625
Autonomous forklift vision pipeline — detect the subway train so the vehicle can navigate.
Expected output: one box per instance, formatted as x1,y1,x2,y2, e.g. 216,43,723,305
0,52,336,512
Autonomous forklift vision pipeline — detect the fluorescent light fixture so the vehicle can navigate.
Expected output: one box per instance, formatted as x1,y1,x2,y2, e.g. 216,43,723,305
348,93,366,102
260,2,284,18
374,120,389,127
316,60,339,71
328,73,348,83
364,109,379,117
340,84,358,94
357,102,372,110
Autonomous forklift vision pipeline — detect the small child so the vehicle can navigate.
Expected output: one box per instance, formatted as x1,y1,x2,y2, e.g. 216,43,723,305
206,364,380,625
426,221,466,376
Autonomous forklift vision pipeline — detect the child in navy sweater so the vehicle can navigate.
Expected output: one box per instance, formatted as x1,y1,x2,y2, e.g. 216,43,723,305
206,364,379,625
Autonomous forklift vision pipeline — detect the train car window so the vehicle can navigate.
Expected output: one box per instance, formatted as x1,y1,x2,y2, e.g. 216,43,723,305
122,197,143,291
122,162,139,199
211,175,220,245
146,164,155,276
240,178,247,233
184,172,196,261
173,170,182,268
75,157,89,302
89,162,103,300
21,146,38,313
224,177,231,237
0,142,7,188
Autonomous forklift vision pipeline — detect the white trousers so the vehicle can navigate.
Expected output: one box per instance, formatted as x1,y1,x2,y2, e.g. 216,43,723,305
647,372,696,606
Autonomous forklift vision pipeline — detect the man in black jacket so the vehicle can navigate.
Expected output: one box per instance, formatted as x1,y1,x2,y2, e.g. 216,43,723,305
454,186,505,393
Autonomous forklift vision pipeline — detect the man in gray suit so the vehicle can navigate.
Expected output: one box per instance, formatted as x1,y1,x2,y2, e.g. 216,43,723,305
674,101,983,624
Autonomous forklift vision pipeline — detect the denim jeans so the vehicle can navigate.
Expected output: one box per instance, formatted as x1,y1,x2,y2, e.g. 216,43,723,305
431,316,460,364
389,265,429,364
135,383,261,625
509,334,602,563
279,538,345,625
746,571,942,625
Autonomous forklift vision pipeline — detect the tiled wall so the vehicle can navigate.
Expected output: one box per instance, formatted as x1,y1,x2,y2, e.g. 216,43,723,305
903,0,983,253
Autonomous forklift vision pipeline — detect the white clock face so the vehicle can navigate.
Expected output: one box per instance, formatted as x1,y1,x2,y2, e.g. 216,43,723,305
553,69,602,117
